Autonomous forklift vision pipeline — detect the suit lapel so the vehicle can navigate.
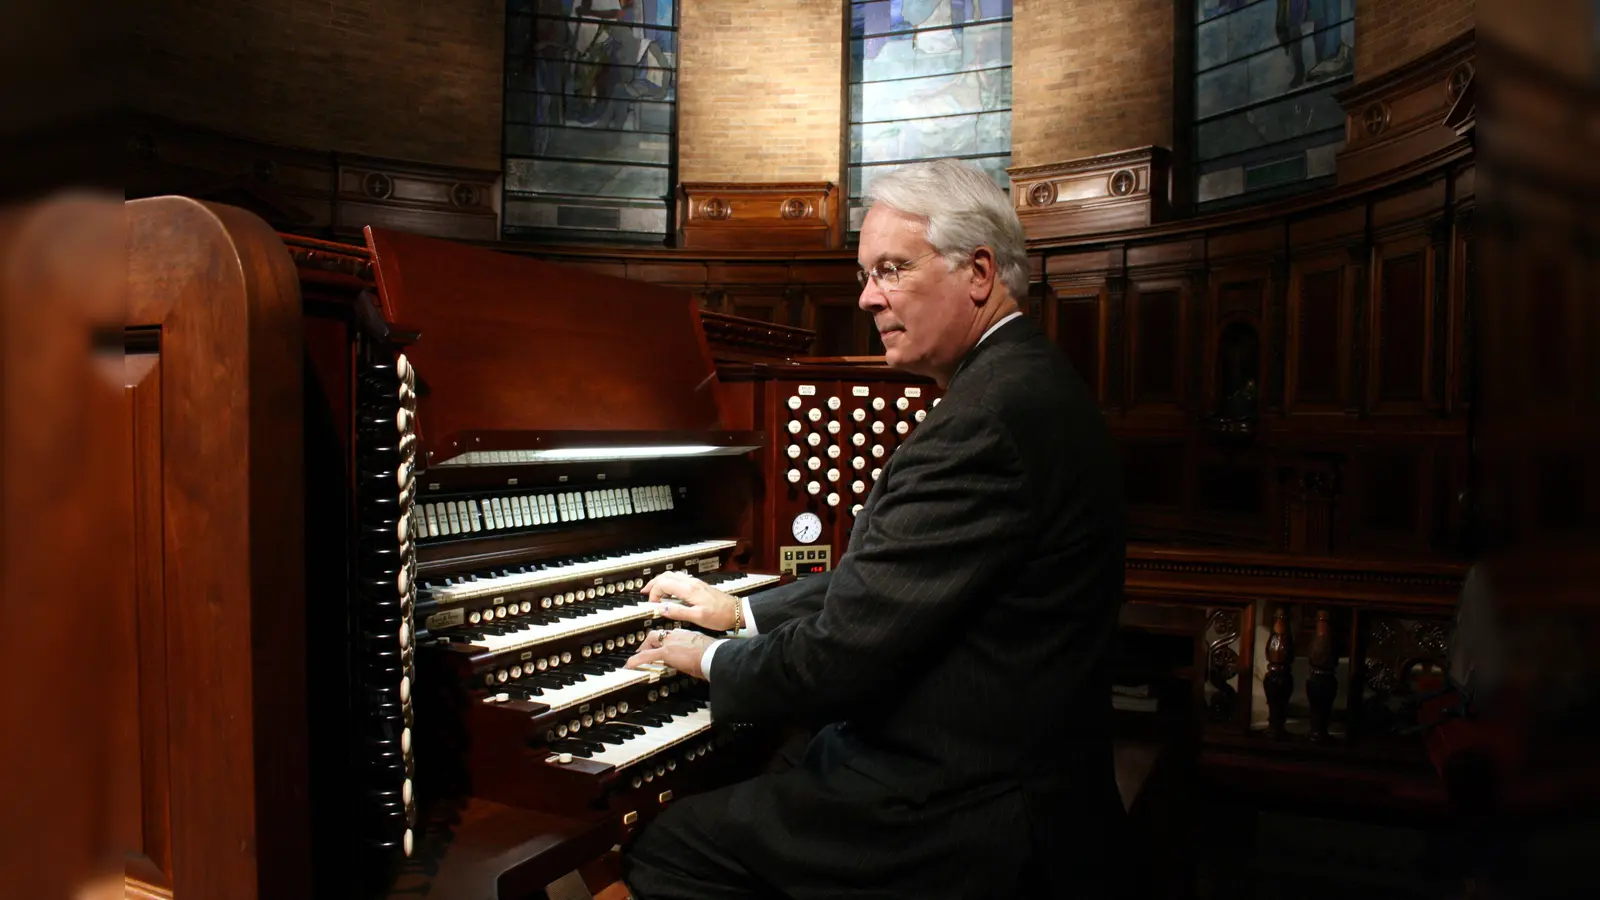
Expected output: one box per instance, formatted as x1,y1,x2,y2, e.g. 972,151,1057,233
849,316,1037,543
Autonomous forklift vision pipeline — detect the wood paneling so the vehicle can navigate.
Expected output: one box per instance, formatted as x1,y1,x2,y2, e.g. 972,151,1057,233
677,182,839,250
127,113,499,242
1053,286,1107,400
127,353,173,889
1009,147,1173,240
126,196,311,899
1287,252,1355,411
1123,441,1189,510
1336,32,1476,186
1129,283,1185,408
1369,234,1436,413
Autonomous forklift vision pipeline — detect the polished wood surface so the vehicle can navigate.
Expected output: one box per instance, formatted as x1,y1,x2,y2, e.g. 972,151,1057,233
125,196,310,899
364,225,735,467
677,182,840,251
1009,146,1174,239
0,194,128,899
381,799,615,900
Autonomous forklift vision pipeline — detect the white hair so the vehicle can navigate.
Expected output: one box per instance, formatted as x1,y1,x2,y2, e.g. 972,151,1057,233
865,158,1030,300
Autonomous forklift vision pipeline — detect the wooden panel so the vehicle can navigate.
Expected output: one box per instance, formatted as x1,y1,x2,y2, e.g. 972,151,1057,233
627,261,709,284
731,297,780,323
1046,249,1117,277
677,182,839,250
1207,225,1280,261
1009,146,1172,240
1126,238,1204,271
706,263,793,284
127,196,311,899
1216,280,1262,319
812,299,864,357
1,195,137,899
1351,449,1423,536
1372,181,1448,232
1369,236,1434,412
127,353,173,889
1336,32,1475,186
1196,458,1265,519
1447,217,1473,413
1122,441,1188,509
1130,284,1184,407
1287,254,1354,411
1054,287,1106,400
1206,274,1267,415
1289,205,1365,249
126,113,499,242
364,226,732,465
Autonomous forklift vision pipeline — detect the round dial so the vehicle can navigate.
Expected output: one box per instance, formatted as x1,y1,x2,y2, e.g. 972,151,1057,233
792,511,823,543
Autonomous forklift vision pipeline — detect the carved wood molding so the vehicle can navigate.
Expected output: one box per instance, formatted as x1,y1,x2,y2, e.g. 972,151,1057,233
1007,147,1172,241
1336,30,1475,186
336,155,498,241
1126,545,1466,607
677,182,839,251
125,114,499,242
699,309,815,361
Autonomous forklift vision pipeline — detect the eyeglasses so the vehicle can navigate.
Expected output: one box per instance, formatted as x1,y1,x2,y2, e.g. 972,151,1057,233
856,250,942,290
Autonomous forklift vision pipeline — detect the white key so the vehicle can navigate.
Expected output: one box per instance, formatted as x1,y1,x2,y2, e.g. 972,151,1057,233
458,571,777,657
467,602,658,654
703,572,779,594
528,664,656,714
585,706,713,771
426,540,736,604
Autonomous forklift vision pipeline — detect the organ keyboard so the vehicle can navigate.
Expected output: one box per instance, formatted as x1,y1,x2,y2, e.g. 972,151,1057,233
341,225,781,893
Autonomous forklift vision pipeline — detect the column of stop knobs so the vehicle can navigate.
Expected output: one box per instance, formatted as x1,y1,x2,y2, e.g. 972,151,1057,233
783,388,933,514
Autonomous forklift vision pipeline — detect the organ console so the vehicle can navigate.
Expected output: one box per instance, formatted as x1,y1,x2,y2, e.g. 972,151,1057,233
126,199,947,899
326,225,800,896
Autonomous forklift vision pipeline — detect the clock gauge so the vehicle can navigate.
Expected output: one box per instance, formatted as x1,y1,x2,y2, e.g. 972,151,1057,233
791,511,823,543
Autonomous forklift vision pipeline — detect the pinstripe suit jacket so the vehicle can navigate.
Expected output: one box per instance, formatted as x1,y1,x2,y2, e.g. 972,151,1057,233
704,316,1129,896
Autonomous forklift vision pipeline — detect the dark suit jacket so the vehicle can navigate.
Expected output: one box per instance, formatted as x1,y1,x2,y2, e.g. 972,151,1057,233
704,316,1129,898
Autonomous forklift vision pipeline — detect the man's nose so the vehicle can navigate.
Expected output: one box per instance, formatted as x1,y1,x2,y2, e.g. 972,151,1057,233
858,278,887,313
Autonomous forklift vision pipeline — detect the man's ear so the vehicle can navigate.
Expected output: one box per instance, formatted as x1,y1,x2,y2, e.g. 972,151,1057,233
968,246,998,304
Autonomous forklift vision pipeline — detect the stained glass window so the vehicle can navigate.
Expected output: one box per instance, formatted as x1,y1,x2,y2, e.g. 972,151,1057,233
1192,0,1355,209
847,1,1014,235
503,1,678,242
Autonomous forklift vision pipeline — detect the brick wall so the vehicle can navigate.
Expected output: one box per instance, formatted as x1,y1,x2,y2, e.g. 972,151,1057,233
1356,0,1474,81
131,0,505,171
678,0,842,183
1011,0,1175,167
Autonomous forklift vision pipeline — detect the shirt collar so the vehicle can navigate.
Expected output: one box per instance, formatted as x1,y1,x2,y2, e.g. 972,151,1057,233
977,310,1023,347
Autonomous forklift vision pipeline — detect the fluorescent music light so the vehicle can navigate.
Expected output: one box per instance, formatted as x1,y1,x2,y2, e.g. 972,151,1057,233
434,444,754,467
530,445,722,461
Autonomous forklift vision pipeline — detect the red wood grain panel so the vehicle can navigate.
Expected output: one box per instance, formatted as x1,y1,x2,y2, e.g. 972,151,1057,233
128,196,310,900
364,227,732,465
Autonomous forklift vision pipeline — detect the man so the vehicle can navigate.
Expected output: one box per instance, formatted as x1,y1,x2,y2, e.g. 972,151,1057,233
620,158,1128,899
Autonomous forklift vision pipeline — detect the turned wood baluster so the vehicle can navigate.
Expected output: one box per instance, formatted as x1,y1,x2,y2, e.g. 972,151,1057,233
1263,606,1295,739
1306,608,1338,743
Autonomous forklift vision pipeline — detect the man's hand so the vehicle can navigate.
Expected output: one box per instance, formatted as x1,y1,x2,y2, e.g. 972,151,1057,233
640,571,740,632
625,627,714,680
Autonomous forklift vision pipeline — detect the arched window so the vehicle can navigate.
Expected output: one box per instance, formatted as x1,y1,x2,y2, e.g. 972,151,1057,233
1193,0,1355,208
502,1,679,242
846,1,1014,235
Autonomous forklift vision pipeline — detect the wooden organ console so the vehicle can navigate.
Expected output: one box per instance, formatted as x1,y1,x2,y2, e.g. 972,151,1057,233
338,226,798,895
719,361,942,577
127,199,862,899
